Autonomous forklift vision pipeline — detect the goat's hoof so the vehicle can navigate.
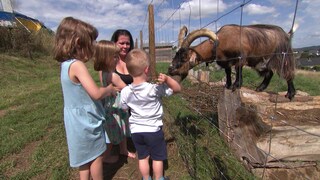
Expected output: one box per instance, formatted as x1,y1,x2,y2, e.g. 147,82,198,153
285,93,295,101
225,84,231,89
255,87,263,92
231,86,239,92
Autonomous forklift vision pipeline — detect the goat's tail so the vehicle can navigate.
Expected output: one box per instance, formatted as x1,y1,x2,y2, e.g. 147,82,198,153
273,26,297,81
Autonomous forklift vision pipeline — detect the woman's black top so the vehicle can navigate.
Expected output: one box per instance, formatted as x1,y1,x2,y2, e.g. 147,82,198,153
115,69,133,85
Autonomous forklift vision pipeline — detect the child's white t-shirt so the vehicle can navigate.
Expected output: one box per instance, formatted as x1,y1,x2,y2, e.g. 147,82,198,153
120,82,173,133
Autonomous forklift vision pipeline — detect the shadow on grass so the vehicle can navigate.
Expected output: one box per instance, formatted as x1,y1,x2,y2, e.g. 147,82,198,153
173,112,234,179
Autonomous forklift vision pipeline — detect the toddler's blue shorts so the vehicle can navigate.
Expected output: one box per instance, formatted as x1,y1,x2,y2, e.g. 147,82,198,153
131,129,167,161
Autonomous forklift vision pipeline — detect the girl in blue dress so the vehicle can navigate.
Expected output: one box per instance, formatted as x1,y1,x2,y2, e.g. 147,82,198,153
53,17,118,180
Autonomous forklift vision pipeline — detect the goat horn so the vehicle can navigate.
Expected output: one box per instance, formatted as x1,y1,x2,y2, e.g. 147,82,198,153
181,28,218,48
177,26,188,48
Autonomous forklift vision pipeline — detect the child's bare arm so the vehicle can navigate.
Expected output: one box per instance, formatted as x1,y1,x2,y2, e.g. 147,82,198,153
71,61,118,100
98,71,103,86
157,73,181,93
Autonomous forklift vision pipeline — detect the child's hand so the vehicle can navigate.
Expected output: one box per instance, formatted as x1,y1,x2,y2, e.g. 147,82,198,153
112,86,120,96
106,84,119,97
157,73,167,84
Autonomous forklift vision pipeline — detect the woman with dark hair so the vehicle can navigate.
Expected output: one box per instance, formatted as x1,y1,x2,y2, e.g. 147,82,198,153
109,29,136,159
111,29,134,85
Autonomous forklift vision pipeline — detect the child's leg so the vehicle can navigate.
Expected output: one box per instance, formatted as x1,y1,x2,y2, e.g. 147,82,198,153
79,164,90,180
90,155,104,180
139,156,150,180
152,160,164,180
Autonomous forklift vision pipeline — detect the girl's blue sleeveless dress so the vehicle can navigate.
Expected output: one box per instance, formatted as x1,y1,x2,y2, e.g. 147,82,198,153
60,59,109,167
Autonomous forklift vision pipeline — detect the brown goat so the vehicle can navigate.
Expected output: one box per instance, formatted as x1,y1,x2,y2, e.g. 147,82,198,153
168,24,297,100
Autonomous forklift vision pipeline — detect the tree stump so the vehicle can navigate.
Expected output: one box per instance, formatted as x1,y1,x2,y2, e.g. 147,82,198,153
218,88,320,179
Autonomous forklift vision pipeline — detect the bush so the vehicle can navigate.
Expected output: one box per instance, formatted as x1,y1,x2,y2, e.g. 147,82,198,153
0,27,14,51
0,26,54,58
313,65,320,71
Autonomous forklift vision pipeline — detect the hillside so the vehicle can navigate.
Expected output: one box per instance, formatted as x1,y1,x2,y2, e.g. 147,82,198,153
294,45,320,52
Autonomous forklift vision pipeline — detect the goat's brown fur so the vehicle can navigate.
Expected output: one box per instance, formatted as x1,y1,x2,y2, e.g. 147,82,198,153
216,24,295,81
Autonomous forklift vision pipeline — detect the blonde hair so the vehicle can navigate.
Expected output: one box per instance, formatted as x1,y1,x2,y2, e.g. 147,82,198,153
125,49,150,77
53,17,98,62
93,40,120,72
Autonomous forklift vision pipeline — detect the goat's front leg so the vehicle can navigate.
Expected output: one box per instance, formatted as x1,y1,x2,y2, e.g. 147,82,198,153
256,70,273,92
285,79,296,101
232,65,243,91
224,67,232,89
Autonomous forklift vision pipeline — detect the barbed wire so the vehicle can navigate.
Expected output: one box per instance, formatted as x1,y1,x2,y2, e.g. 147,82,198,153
202,0,253,29
144,0,256,46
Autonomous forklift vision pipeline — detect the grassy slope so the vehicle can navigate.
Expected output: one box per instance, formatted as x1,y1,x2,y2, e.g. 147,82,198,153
0,57,189,179
0,54,73,179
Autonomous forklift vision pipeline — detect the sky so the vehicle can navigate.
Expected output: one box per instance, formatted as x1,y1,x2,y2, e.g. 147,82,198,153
5,0,320,48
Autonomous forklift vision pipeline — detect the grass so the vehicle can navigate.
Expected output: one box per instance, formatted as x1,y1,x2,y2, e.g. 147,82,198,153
0,55,319,179
0,53,72,179
163,94,255,180
159,62,254,179
0,56,180,179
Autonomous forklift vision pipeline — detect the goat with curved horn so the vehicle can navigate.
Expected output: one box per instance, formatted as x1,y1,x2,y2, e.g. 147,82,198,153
168,24,297,100
168,28,219,81
181,28,218,48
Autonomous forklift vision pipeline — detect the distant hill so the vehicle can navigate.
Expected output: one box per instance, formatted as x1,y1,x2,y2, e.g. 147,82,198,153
294,45,320,52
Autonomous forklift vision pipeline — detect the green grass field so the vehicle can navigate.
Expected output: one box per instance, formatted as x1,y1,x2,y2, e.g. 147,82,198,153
0,54,74,179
